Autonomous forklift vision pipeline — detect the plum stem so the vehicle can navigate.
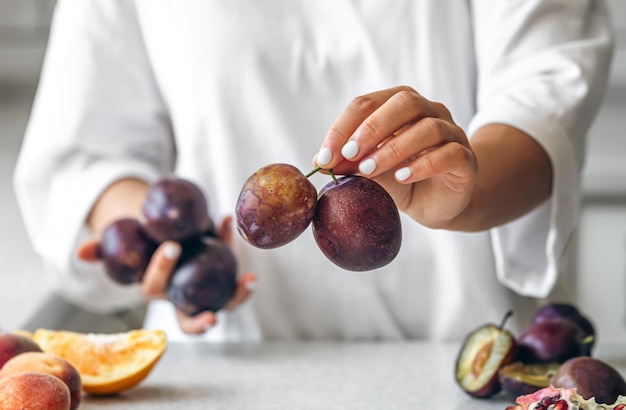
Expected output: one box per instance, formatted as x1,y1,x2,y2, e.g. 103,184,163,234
499,310,514,330
305,167,339,185
305,167,322,178
580,334,595,356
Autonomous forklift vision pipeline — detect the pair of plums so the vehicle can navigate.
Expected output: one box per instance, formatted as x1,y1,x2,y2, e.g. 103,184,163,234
100,162,403,318
99,176,236,316
235,163,402,271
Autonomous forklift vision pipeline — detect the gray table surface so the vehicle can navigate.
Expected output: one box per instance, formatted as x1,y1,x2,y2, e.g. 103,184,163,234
78,341,626,410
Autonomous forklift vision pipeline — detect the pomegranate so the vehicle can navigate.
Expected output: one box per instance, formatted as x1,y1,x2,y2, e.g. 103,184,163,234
506,386,626,410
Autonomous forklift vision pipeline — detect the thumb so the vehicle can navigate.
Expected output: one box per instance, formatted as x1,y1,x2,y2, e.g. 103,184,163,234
76,239,101,262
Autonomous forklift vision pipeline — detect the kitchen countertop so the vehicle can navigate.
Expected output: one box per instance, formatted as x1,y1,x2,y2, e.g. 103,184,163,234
79,341,626,410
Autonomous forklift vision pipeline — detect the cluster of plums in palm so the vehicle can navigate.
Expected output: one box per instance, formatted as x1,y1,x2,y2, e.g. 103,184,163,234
235,163,402,271
455,303,626,405
98,176,237,316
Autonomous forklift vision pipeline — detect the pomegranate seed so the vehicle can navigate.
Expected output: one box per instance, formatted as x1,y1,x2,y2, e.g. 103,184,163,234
539,394,560,407
615,405,625,410
552,399,569,410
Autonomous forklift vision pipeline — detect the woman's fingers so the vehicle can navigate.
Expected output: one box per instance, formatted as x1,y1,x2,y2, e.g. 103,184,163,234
217,215,233,246
357,118,468,181
317,86,417,169
76,239,101,262
224,272,256,310
175,272,256,334
140,241,181,298
176,310,217,334
316,86,455,172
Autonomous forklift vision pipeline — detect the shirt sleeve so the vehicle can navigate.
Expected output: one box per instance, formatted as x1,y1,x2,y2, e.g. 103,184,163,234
13,0,175,312
467,0,614,297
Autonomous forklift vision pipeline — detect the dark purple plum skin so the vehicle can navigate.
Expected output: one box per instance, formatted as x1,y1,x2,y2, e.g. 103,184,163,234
142,176,214,243
167,237,237,316
531,303,595,340
517,320,592,364
498,362,560,399
235,163,317,249
551,356,626,404
99,218,158,284
312,175,401,272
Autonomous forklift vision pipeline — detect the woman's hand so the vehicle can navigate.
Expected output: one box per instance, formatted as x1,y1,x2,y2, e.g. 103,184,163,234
77,215,256,334
315,85,478,230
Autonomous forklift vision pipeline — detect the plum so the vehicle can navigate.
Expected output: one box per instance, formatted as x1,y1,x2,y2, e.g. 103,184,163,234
142,176,214,243
517,319,593,364
99,218,158,284
532,303,595,341
551,356,626,404
235,163,318,249
498,361,560,399
455,311,517,399
167,237,237,316
312,175,401,271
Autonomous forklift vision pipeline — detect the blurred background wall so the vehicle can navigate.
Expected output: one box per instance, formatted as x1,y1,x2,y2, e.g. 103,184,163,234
0,0,55,331
0,0,625,341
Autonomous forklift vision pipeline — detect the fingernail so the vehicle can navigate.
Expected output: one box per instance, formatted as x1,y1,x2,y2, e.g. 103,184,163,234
245,279,257,292
317,147,332,166
341,140,359,159
163,242,181,260
395,167,412,181
359,158,376,175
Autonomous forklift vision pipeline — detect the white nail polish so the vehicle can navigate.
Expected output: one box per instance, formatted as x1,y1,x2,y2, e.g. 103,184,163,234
359,158,376,175
395,167,412,181
341,140,359,159
317,147,332,166
245,280,257,292
163,243,181,260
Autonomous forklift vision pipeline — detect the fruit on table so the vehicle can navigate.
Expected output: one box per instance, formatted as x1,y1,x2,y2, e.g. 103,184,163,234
312,175,401,271
0,332,42,369
32,328,167,395
532,303,595,347
167,237,238,316
455,311,517,398
498,361,560,399
142,175,215,243
236,163,318,249
0,352,82,410
506,385,626,410
516,319,593,364
0,371,71,410
99,218,158,284
551,357,626,405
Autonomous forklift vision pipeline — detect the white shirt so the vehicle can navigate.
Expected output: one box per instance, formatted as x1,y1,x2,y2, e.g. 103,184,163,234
14,0,613,341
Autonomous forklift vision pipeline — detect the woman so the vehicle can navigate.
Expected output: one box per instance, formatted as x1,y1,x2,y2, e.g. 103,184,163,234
14,0,614,341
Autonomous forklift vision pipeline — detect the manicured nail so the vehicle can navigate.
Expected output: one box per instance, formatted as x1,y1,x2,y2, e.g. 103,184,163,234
163,242,181,260
359,158,376,175
317,147,332,166
341,140,359,159
395,167,412,181
245,279,257,292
